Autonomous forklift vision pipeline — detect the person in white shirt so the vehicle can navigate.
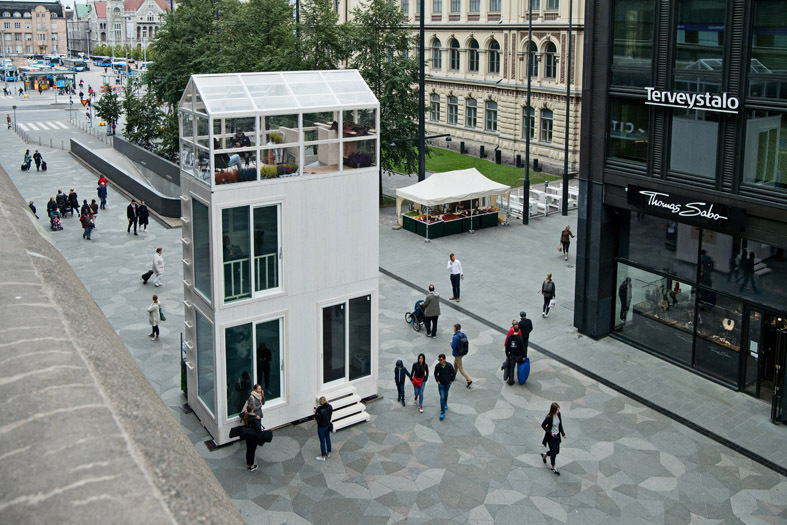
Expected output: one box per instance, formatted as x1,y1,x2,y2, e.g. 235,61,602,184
447,253,463,302
152,247,165,287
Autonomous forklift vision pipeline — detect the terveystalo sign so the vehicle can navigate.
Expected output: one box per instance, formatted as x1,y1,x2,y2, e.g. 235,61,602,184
627,185,745,231
645,87,740,114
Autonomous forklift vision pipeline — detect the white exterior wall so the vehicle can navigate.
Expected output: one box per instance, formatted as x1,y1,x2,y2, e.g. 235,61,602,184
182,167,379,445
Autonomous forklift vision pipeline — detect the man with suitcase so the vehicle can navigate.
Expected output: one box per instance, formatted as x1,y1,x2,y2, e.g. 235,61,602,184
504,325,525,386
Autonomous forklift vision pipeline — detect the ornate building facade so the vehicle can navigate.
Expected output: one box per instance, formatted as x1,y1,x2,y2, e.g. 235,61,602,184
0,1,67,56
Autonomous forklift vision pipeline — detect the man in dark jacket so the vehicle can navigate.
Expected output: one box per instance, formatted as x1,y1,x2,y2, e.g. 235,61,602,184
518,311,533,355
55,190,67,215
67,189,79,217
423,284,441,337
46,197,58,218
505,325,525,386
434,354,456,420
127,200,138,235
32,150,43,171
97,183,108,209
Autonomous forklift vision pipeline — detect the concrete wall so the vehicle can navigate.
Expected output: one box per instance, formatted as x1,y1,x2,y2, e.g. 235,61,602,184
70,139,181,218
113,136,181,197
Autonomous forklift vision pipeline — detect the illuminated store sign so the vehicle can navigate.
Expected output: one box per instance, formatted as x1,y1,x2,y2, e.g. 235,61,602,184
645,87,740,114
627,185,745,231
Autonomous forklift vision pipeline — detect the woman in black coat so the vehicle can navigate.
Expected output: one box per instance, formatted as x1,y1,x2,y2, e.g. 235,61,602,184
137,201,150,231
540,402,566,475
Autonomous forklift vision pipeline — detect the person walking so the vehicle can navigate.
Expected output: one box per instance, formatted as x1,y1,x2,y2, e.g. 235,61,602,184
313,397,333,461
450,324,473,388
518,311,533,354
79,209,94,240
410,353,429,413
151,247,165,287
434,354,455,420
242,403,263,472
247,384,265,420
147,294,161,340
32,150,42,172
55,190,68,216
540,273,556,318
97,182,108,209
6,113,11,129
559,226,575,261
46,197,57,218
504,325,525,386
423,284,441,338
137,201,150,231
127,200,138,235
80,199,90,216
23,150,31,171
739,251,759,293
28,201,39,219
394,360,411,407
540,402,566,476
67,189,79,217
89,199,99,219
447,253,463,302
619,278,632,322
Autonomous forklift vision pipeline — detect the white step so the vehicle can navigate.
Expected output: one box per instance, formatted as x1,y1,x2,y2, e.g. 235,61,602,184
327,393,361,411
332,402,365,422
318,385,356,404
754,267,772,277
331,410,370,432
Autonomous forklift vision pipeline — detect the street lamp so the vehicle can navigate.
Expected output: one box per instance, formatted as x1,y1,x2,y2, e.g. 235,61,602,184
86,28,91,60
12,104,16,132
1,30,7,92
417,0,425,181
561,0,573,216
522,0,534,225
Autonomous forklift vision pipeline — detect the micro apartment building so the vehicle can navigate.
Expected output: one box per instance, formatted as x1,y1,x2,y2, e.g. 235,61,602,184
178,71,380,444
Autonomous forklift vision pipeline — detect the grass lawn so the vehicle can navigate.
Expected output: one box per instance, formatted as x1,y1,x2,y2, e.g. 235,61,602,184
422,147,560,187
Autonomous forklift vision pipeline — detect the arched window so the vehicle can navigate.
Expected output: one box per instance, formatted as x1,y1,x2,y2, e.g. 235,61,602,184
527,41,538,78
449,39,460,70
540,109,553,143
466,98,477,128
485,101,497,131
522,106,534,139
488,40,500,74
447,96,458,124
431,38,442,69
14,12,22,18
2,12,10,17
430,94,441,122
468,39,479,72
544,42,557,79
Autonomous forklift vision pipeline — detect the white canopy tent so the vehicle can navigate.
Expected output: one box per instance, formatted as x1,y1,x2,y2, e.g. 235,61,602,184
395,168,512,226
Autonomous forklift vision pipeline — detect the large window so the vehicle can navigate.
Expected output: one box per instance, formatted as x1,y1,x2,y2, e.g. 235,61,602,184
222,204,280,302
750,0,787,100
742,110,787,195
489,0,500,11
430,94,441,121
530,0,540,8
431,38,442,69
485,101,498,131
433,0,441,12
526,41,538,78
540,109,553,142
547,0,558,8
488,40,500,73
451,0,460,12
469,0,480,12
468,39,479,72
611,0,654,86
196,311,215,415
674,0,726,86
225,323,253,418
449,39,460,70
695,293,742,383
669,109,719,180
448,96,458,125
255,319,282,401
322,296,372,385
619,212,699,283
192,199,211,301
608,97,649,164
523,106,534,139
544,42,557,79
466,98,477,128
402,0,408,14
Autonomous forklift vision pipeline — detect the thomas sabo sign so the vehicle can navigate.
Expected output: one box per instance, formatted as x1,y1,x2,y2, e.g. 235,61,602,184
627,185,745,231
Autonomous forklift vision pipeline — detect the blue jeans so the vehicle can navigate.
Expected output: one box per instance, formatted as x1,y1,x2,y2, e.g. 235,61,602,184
317,425,331,457
99,196,106,209
413,383,424,407
438,384,450,414
84,225,93,239
227,154,241,169
397,382,405,402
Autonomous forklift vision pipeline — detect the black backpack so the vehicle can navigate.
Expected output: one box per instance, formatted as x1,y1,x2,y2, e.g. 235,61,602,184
457,333,469,356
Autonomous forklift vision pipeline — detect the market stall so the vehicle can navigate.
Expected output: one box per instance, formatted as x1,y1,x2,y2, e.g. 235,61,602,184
396,169,511,239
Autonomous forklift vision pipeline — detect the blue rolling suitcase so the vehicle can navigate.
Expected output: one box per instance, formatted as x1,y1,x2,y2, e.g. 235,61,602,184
517,358,530,385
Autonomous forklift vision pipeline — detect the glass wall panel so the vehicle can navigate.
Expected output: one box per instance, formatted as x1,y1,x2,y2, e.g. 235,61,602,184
196,311,215,415
621,211,699,282
342,109,377,137
195,113,210,148
253,206,279,292
222,206,251,302
743,310,762,396
323,303,346,383
695,293,742,383
611,0,654,86
256,320,281,401
749,0,787,100
736,237,787,313
343,140,377,169
303,111,339,141
616,263,695,365
264,114,300,145
674,0,726,76
349,295,372,381
180,112,195,175
608,97,649,163
669,109,719,179
192,200,211,301
225,323,253,418
742,110,787,195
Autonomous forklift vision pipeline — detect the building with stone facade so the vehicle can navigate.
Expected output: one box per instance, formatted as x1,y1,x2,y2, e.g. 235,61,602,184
0,1,66,56
67,0,169,58
340,0,584,173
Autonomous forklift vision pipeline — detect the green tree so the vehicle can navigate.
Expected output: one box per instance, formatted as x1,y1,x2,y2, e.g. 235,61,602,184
159,110,179,160
298,0,350,69
349,0,420,199
123,81,163,146
93,85,123,134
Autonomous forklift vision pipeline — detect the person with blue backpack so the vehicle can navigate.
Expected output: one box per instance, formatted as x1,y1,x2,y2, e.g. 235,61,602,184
450,323,473,389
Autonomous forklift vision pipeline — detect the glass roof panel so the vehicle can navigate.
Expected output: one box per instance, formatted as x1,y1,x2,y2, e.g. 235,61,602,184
297,93,340,108
252,95,299,111
178,80,194,111
335,92,378,105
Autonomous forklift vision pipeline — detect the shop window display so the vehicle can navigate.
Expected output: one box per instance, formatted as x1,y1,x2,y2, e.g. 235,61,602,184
619,211,699,282
694,293,742,384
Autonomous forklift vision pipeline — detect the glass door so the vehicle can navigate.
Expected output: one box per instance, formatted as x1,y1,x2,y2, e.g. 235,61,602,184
321,296,373,386
743,310,762,397
322,303,346,385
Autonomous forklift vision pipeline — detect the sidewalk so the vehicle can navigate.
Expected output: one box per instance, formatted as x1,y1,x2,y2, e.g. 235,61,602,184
380,171,787,474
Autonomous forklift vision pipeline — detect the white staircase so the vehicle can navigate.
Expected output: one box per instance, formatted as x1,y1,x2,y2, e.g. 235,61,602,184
318,385,370,432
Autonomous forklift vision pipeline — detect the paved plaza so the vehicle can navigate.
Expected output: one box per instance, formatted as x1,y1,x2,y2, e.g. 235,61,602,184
1,125,786,524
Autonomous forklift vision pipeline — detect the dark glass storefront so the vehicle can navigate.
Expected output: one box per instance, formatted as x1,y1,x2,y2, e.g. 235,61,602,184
613,209,787,393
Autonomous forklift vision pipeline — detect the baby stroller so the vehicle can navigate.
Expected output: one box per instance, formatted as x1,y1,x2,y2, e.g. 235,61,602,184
404,300,425,332
50,210,63,231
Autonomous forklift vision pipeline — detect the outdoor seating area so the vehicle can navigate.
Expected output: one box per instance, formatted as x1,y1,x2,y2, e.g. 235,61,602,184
500,182,579,220
178,70,379,189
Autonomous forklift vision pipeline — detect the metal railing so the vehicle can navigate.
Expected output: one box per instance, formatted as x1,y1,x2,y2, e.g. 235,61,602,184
254,253,278,292
223,258,250,302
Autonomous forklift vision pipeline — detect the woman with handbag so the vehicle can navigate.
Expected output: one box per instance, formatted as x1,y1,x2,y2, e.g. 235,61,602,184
559,226,575,261
540,273,556,318
147,295,161,340
540,402,566,476
410,353,429,413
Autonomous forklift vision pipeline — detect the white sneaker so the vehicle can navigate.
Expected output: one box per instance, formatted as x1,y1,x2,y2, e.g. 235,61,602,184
315,456,326,462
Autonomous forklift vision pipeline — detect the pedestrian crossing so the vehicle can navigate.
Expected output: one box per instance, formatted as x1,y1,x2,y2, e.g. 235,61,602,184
16,121,70,132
